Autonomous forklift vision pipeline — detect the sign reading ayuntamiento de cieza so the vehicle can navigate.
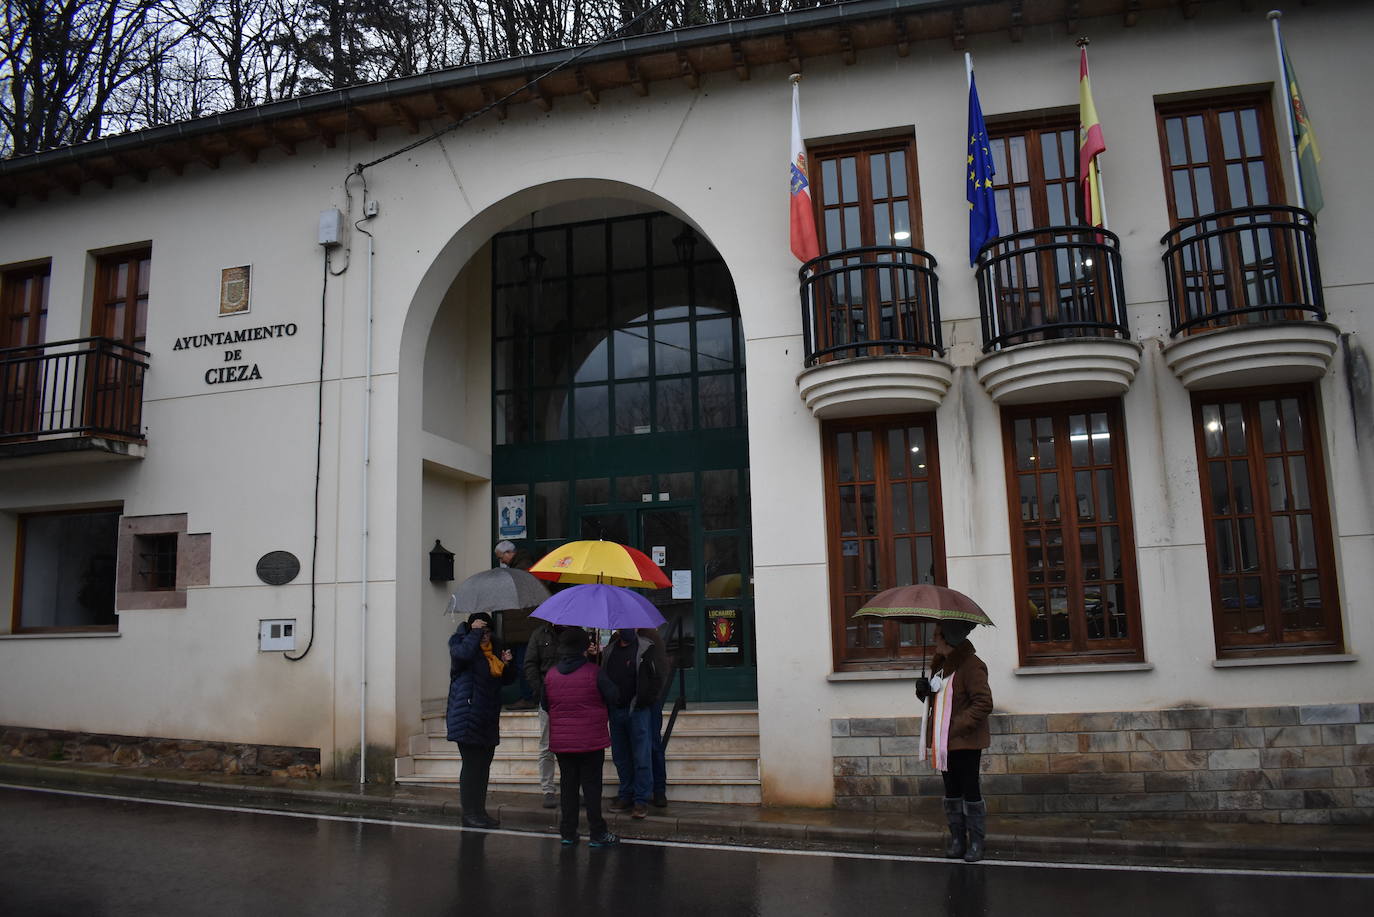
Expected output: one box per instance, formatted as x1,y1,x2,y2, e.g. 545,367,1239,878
172,323,299,384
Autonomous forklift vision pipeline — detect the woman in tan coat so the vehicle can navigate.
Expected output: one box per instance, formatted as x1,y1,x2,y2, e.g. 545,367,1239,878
917,620,993,862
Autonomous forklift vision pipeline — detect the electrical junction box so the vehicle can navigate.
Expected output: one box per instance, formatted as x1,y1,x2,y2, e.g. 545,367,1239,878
259,619,296,652
318,209,345,247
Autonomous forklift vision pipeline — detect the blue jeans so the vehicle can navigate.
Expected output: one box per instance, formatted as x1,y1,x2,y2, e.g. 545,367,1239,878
608,706,653,805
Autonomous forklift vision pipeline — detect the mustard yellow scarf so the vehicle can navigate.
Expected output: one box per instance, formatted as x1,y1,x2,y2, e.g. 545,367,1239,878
480,640,505,677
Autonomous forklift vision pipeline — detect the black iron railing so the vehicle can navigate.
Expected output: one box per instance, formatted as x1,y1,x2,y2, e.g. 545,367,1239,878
798,245,942,365
975,226,1129,352
1161,205,1324,336
659,612,689,751
0,336,149,444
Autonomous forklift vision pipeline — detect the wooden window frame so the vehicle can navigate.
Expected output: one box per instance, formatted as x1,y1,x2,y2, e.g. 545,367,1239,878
823,414,947,672
1191,385,1342,657
11,507,122,634
1001,400,1144,665
134,532,179,592
91,248,152,347
986,115,1080,233
2,261,50,350
1155,94,1287,224
983,117,1111,343
809,134,924,253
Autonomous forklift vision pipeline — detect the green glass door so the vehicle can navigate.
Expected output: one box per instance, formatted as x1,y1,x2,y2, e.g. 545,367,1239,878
578,500,755,702
489,210,754,702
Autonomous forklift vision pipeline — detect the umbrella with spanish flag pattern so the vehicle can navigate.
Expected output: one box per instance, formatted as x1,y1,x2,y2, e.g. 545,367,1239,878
529,540,671,590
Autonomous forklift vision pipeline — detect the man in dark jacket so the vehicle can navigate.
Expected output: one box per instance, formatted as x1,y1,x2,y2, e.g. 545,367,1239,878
641,626,675,807
523,620,561,807
494,541,538,711
602,628,666,819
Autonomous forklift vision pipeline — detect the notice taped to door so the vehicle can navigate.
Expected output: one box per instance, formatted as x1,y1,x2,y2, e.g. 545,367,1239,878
707,608,741,654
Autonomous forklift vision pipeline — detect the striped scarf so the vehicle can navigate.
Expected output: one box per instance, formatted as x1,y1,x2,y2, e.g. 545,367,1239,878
931,671,957,772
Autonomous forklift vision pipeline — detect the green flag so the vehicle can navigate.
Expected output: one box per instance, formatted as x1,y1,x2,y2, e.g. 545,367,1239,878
1282,42,1323,214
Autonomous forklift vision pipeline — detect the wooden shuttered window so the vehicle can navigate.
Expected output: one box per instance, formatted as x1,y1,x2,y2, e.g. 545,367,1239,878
1193,388,1342,655
823,415,946,669
1002,401,1143,664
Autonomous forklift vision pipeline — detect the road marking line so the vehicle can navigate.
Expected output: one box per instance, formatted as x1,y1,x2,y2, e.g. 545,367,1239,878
3,783,1369,881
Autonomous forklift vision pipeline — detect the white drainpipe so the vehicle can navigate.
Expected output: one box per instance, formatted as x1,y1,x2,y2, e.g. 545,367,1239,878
359,225,374,784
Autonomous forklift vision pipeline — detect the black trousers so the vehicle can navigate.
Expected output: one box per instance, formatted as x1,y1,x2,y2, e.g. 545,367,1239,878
940,749,983,803
556,749,608,841
457,742,496,816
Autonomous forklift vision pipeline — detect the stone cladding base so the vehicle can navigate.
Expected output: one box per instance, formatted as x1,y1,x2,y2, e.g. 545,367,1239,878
1,725,321,778
832,703,1374,824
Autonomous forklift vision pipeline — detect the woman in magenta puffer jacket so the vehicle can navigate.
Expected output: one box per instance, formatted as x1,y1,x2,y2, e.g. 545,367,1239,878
543,627,620,847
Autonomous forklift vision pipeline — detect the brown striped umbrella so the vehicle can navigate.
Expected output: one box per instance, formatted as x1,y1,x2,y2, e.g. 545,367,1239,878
853,584,994,626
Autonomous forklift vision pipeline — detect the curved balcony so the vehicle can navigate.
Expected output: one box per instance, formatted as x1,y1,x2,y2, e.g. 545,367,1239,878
973,227,1138,404
796,245,950,418
1161,205,1334,389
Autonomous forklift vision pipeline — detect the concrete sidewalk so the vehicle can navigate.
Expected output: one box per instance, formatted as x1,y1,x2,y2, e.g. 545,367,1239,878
3,759,1371,872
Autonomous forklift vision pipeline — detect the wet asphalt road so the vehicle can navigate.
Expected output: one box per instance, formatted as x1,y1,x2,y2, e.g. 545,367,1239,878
0,786,1368,917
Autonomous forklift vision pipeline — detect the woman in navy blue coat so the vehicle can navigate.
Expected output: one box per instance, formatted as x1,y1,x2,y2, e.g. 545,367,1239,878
446,612,515,827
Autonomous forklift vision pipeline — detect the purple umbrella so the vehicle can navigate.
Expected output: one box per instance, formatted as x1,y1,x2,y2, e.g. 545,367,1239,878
530,583,666,630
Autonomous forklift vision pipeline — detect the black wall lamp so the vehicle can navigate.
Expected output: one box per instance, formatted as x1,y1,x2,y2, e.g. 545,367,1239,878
673,225,698,265
429,540,455,582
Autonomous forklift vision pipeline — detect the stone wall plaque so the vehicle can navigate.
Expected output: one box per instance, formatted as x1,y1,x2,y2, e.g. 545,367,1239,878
220,265,251,315
256,551,300,586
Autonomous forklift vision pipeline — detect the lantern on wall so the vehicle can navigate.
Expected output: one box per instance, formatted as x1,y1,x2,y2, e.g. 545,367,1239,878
429,540,455,582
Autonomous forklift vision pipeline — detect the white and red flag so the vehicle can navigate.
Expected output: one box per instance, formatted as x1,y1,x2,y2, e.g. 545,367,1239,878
789,78,820,263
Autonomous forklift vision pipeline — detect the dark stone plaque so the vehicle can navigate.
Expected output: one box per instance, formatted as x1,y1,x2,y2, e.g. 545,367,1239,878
256,551,300,586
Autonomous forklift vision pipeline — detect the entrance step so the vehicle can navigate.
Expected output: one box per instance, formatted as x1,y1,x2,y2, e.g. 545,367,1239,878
397,702,760,805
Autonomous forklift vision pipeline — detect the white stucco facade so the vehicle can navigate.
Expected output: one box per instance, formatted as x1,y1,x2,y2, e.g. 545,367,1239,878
2,1,1370,808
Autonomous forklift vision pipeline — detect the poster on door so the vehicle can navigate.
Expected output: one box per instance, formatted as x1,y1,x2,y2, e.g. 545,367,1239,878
707,608,741,655
497,495,527,539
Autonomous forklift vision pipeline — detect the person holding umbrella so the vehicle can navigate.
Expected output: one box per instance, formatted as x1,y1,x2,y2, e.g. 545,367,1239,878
917,620,993,863
854,584,996,863
543,626,620,847
527,558,670,821
446,612,516,828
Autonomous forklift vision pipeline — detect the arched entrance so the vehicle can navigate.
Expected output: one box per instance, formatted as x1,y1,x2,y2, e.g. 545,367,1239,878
490,207,754,702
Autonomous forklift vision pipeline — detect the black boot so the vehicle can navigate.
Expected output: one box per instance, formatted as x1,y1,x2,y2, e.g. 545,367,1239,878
460,780,495,828
963,799,987,863
942,798,966,859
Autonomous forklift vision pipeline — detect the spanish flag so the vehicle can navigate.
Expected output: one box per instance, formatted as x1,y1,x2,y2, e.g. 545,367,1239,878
1078,47,1107,229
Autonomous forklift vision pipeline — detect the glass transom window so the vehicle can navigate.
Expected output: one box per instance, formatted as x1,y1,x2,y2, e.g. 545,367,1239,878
493,213,744,445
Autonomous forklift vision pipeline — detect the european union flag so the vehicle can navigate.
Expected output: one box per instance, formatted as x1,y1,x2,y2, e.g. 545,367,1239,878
967,72,1000,266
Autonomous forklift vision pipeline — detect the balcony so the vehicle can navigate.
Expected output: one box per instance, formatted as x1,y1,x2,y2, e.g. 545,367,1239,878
1160,205,1336,390
795,245,951,418
973,227,1141,405
0,337,149,464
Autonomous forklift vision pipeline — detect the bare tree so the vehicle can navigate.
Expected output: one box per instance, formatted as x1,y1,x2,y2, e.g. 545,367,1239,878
0,0,812,158
167,0,304,110
0,0,184,157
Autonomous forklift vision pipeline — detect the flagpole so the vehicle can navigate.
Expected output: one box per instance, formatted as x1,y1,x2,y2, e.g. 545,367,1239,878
1077,37,1110,233
791,72,817,351
1268,11,1307,210
964,52,973,89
